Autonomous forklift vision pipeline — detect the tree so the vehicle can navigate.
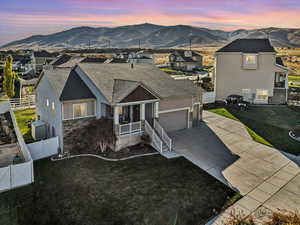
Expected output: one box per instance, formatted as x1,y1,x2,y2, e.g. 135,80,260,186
3,55,16,98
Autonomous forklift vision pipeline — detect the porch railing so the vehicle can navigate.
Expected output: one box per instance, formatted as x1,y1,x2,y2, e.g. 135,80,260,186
119,121,142,136
144,120,163,153
153,119,172,151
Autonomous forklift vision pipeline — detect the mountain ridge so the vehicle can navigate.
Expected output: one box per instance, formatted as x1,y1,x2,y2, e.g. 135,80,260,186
2,23,300,49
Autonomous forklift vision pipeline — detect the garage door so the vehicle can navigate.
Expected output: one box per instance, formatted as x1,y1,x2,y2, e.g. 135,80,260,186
159,110,188,132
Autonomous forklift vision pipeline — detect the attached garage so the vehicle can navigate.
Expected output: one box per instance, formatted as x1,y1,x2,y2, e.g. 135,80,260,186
158,110,188,132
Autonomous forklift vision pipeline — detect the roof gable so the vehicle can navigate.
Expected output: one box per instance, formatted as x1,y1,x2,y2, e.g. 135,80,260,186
217,39,276,53
60,70,95,101
120,85,158,103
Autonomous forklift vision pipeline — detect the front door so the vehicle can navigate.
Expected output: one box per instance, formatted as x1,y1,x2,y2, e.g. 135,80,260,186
145,103,154,125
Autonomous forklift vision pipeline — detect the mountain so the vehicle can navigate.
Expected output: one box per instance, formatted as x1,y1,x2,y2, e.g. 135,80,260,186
2,23,300,50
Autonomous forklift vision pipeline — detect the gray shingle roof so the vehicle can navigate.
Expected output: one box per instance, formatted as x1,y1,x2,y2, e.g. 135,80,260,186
43,68,71,98
43,63,200,104
78,63,199,103
216,39,276,53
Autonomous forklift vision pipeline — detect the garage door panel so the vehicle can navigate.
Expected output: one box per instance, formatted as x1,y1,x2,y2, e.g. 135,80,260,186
159,110,188,132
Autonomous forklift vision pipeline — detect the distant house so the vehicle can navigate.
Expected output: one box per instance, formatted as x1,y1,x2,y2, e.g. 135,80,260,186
214,39,289,104
128,51,154,64
31,51,59,73
169,50,203,71
35,63,202,153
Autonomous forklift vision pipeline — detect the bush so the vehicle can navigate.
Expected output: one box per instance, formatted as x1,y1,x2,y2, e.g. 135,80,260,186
266,210,300,225
225,210,300,225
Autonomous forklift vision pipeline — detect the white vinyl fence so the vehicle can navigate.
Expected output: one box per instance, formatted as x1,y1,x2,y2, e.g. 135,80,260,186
9,95,36,110
0,105,34,193
27,136,59,160
203,91,216,104
0,161,34,192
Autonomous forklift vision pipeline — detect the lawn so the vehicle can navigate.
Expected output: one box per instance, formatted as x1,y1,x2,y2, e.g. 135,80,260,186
207,108,273,147
159,67,182,73
227,106,300,155
13,108,36,143
289,75,300,88
0,156,238,225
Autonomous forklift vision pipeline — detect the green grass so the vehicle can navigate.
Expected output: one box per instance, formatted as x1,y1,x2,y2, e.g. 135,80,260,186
228,106,300,155
245,127,273,147
289,75,300,87
13,108,36,143
208,108,239,121
160,68,182,73
289,75,300,82
0,156,237,225
208,108,273,147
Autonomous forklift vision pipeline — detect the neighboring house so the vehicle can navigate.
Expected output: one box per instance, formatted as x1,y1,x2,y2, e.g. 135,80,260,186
31,51,59,73
35,63,202,153
169,50,203,71
50,54,72,66
214,39,289,104
128,51,154,64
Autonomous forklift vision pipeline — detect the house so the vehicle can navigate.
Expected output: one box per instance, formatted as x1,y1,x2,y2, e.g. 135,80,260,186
169,50,203,71
128,51,154,64
35,63,202,153
31,51,59,73
214,39,289,104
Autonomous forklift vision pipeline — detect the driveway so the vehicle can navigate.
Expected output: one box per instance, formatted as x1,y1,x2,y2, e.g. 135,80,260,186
170,111,300,224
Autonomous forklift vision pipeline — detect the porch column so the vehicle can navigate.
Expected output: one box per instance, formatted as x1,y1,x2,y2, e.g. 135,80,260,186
140,103,145,120
114,106,119,125
154,102,159,118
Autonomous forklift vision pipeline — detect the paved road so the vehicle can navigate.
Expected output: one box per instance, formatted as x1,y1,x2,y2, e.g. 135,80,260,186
170,111,300,224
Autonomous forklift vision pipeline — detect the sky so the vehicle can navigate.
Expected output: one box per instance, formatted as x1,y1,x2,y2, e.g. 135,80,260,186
1,0,300,45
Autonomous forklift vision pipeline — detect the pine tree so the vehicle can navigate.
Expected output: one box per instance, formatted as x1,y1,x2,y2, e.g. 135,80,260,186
3,55,16,98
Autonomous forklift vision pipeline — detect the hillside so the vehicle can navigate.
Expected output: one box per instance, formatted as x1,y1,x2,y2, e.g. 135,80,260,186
2,23,300,50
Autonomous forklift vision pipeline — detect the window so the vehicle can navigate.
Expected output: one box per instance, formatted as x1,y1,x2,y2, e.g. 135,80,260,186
73,103,87,119
245,55,257,64
256,89,268,100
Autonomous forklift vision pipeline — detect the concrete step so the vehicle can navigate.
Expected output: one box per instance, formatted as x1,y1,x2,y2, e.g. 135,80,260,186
160,151,182,159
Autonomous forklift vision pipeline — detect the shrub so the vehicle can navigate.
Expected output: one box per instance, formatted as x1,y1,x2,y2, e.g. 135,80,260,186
266,210,300,225
225,210,300,225
84,118,116,152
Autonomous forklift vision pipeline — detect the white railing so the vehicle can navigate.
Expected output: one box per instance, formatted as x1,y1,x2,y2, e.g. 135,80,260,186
119,121,142,136
154,119,172,151
144,120,163,153
9,95,36,109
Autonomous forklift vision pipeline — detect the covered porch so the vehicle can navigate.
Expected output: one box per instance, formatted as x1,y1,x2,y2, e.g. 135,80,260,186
113,101,159,136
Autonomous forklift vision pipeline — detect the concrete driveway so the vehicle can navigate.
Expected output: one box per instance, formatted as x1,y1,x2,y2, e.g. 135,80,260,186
170,111,300,224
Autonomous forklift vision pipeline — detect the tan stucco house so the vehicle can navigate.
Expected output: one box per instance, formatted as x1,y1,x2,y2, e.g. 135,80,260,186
169,50,203,72
214,39,289,104
35,63,202,153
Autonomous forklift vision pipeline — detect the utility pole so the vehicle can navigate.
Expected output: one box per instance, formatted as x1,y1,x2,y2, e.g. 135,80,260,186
138,40,141,49
189,38,192,51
